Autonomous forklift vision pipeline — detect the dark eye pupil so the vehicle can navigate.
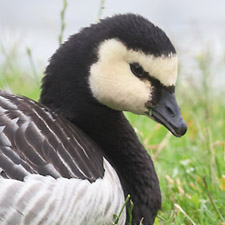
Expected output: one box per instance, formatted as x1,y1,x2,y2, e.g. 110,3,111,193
130,63,144,78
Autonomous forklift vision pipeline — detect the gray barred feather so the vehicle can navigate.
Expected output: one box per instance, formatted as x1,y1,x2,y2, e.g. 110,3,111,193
0,92,104,181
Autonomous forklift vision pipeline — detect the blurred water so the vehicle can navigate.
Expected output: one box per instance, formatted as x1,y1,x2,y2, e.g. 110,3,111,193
0,0,225,88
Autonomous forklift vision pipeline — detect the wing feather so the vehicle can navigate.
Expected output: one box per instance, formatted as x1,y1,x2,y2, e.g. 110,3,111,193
0,92,104,182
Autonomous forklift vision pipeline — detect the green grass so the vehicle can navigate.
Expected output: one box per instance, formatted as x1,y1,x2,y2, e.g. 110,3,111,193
0,42,41,100
1,45,225,225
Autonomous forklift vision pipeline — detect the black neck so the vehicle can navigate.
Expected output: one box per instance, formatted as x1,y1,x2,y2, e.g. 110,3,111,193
40,24,161,224
72,108,161,225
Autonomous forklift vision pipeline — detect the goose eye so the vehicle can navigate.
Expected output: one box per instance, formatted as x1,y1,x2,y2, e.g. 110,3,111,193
130,63,145,78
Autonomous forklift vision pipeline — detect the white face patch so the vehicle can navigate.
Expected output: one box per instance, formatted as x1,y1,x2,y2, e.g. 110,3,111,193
89,39,178,115
127,49,178,87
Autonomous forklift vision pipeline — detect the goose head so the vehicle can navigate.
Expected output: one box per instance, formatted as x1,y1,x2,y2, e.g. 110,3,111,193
41,14,187,137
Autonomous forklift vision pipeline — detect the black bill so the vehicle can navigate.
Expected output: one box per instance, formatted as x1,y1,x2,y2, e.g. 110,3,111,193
150,89,187,137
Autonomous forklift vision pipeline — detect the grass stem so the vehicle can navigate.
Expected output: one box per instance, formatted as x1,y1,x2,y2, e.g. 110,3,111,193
26,47,39,84
203,177,224,222
58,0,68,45
128,200,134,225
208,128,217,184
174,203,197,225
96,0,106,23
114,195,130,224
153,132,172,160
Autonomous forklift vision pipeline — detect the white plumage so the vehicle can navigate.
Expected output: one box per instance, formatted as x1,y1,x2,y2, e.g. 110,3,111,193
0,159,125,225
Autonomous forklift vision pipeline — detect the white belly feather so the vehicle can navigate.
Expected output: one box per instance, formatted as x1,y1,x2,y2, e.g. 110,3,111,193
0,159,126,225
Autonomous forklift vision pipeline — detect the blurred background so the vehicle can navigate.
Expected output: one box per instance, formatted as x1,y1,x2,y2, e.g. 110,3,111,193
0,0,225,89
0,1,225,224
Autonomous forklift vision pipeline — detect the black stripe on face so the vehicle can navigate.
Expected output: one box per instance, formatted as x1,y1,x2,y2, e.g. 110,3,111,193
130,62,175,106
148,79,175,107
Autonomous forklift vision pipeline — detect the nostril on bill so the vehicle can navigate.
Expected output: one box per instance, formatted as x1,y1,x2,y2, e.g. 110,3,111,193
166,106,175,118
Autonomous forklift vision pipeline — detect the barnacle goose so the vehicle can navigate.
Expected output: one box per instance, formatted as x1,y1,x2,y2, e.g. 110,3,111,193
0,14,187,225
